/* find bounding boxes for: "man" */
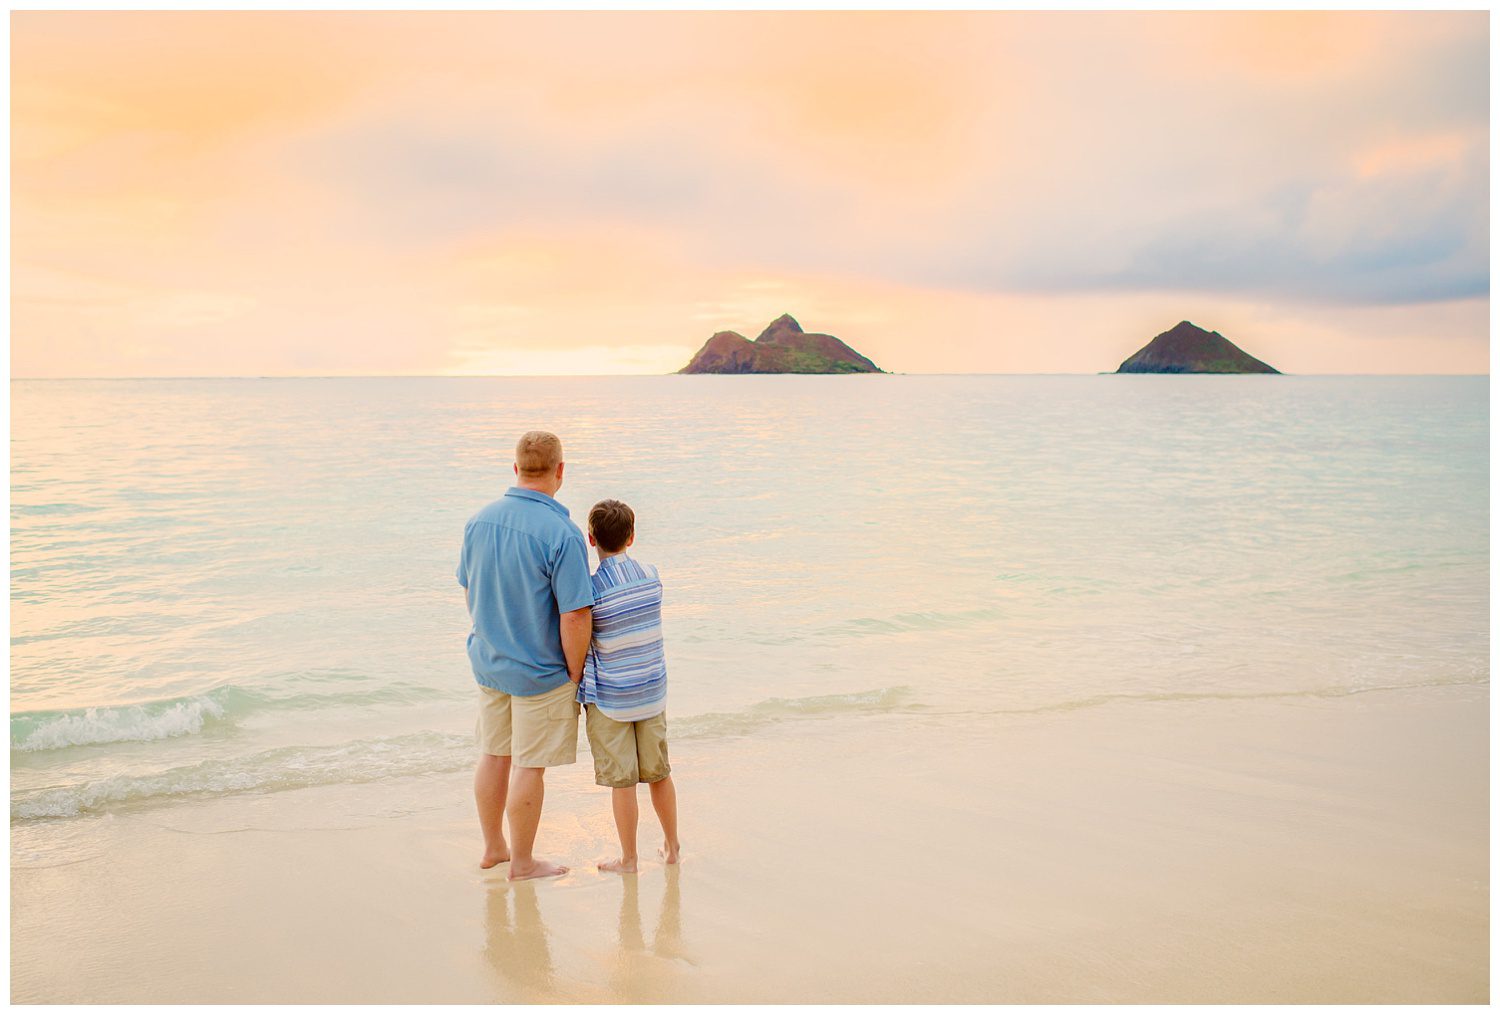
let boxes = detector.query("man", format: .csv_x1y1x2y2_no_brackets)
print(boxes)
457,430,593,881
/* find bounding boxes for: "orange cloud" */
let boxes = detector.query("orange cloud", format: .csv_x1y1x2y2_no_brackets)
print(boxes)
10,11,1488,378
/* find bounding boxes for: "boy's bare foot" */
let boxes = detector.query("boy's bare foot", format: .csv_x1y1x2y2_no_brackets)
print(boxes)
658,842,681,864
598,856,639,874
479,848,511,870
508,858,569,881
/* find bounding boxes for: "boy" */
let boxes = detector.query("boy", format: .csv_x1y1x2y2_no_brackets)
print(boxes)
579,498,680,873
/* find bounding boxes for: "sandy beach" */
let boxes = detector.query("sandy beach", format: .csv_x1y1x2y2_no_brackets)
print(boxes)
13,682,1486,1003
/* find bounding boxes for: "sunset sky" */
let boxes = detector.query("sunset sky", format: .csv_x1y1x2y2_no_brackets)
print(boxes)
11,10,1489,376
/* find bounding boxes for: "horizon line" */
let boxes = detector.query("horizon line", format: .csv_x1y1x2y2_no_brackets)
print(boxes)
9,372,1493,381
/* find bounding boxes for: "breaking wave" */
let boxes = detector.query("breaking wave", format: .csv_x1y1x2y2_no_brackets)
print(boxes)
13,686,921,820
11,681,447,753
12,731,474,820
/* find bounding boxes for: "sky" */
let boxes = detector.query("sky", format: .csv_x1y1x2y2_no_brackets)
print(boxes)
10,10,1490,376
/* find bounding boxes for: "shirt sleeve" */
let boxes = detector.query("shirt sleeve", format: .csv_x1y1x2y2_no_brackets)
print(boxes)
455,523,470,589
551,535,595,613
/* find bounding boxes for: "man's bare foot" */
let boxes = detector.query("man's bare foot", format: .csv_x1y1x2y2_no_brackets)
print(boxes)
598,856,639,874
508,858,569,881
658,842,681,864
480,848,511,870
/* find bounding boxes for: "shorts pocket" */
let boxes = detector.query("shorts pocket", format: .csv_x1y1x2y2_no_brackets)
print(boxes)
550,682,582,719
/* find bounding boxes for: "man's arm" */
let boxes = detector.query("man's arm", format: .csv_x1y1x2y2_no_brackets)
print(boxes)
560,606,592,683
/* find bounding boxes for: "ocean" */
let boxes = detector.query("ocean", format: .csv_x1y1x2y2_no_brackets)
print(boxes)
9,375,1490,1002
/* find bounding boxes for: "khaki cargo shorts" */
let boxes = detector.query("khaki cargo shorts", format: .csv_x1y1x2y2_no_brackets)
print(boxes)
476,679,581,768
585,705,670,788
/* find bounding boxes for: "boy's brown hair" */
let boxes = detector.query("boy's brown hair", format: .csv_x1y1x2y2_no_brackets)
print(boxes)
588,499,635,553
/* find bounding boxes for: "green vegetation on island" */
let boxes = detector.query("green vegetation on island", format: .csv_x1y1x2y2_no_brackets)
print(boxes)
679,314,883,374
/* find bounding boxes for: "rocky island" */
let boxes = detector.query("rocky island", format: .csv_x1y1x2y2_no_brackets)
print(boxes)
1116,321,1279,374
679,314,883,374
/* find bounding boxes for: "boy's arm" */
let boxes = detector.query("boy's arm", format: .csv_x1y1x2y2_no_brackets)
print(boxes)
560,606,592,683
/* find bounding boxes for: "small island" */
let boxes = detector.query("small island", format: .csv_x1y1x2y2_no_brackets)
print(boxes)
1116,321,1279,374
679,314,883,374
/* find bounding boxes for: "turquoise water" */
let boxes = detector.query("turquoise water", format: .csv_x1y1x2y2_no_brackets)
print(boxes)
10,376,1489,823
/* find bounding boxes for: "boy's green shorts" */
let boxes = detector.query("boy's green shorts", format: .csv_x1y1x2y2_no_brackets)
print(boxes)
584,705,670,788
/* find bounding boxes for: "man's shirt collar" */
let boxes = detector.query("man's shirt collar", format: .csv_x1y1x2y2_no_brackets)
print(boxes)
504,486,571,518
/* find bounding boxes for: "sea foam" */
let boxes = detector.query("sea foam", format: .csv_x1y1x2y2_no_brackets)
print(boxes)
11,692,237,752
672,686,917,739
11,731,474,820
11,681,448,754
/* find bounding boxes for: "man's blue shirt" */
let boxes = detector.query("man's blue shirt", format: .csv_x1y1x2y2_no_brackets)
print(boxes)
457,487,594,696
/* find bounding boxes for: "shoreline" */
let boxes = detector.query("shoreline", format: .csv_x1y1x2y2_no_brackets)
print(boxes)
12,681,1488,1003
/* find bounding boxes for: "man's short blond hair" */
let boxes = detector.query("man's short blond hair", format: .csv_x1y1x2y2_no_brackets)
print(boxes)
515,431,563,478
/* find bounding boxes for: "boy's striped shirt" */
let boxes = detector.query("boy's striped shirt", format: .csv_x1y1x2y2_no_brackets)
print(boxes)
579,554,666,721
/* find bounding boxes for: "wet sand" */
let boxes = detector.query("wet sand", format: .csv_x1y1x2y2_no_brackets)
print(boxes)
11,683,1487,1003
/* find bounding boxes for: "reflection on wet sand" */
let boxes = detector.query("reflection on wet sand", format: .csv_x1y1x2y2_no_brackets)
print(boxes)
482,882,557,1001
610,866,691,1001
483,867,690,1003
653,866,687,963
